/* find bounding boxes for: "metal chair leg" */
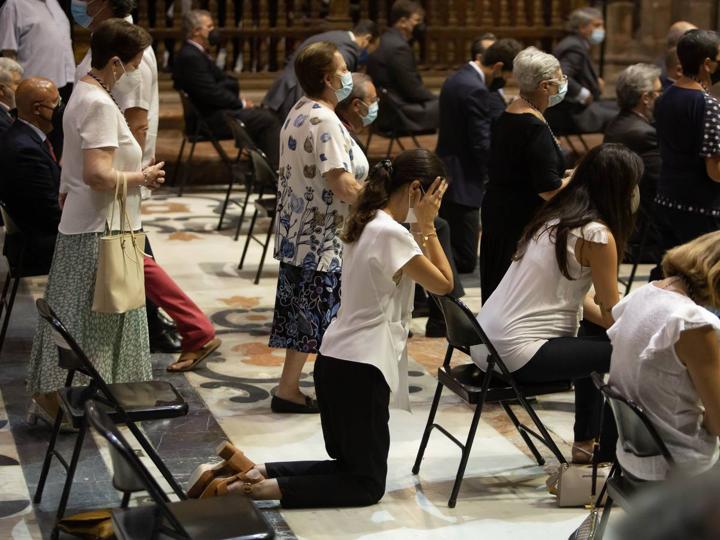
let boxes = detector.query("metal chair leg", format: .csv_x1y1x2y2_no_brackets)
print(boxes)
55,419,88,521
33,407,65,504
239,209,259,270
170,137,187,186
448,397,486,508
597,495,614,538
177,141,197,197
126,422,185,500
412,381,444,474
234,186,253,241
120,492,131,508
577,134,590,152
500,401,545,466
385,136,394,158
254,214,276,284
0,275,19,354
517,395,567,464
396,137,406,151
0,270,11,319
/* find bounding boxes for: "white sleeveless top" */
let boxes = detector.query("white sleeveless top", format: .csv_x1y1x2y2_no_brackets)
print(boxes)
472,220,609,372
608,283,720,481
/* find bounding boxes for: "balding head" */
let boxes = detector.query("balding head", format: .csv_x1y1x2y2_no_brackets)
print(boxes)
667,21,698,48
16,78,59,133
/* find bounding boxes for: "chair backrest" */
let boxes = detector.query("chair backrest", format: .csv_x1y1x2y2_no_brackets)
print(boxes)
0,201,22,236
0,200,26,267
35,298,123,407
223,112,257,152
249,148,278,191
177,90,209,138
84,400,187,535
591,372,675,464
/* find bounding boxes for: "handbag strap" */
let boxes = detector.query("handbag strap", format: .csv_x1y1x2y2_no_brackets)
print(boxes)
589,393,607,506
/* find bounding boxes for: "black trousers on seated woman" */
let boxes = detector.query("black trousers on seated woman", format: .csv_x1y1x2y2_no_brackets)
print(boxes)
512,321,617,461
265,355,390,508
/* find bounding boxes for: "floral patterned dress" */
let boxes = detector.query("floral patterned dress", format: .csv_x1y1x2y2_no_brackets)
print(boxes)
269,98,368,353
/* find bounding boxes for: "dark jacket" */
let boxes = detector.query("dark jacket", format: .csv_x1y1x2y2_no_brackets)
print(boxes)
367,28,435,105
0,105,13,135
553,34,601,102
263,30,361,121
436,63,497,208
172,41,243,134
0,120,62,272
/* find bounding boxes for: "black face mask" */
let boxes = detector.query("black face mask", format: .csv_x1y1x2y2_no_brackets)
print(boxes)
51,101,64,129
489,77,506,91
208,28,221,47
711,65,720,86
410,23,426,43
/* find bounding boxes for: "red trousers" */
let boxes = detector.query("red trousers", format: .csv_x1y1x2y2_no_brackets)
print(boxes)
144,257,215,352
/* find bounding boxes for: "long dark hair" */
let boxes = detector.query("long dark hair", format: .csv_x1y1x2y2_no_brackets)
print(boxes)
341,149,446,243
515,143,643,279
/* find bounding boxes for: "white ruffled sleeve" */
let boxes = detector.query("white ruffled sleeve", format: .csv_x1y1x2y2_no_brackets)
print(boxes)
640,304,720,362
570,221,609,244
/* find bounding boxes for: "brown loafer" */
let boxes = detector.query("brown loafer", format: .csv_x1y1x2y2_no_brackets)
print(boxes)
167,337,222,372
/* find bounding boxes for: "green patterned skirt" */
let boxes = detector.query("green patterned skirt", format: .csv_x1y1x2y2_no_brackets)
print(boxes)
28,232,152,394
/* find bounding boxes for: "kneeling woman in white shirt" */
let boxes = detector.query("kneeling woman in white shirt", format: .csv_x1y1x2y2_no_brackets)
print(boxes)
608,231,720,480
473,143,642,462
196,149,454,507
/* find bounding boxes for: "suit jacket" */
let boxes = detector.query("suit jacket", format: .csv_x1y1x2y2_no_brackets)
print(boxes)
436,64,499,208
263,30,361,121
367,28,435,105
0,120,61,272
0,105,13,135
172,42,244,134
553,34,601,102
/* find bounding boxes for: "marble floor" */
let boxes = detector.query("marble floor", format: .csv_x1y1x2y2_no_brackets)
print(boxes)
0,189,645,539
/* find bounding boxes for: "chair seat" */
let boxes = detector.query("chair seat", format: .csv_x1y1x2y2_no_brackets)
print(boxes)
111,494,274,540
60,381,188,425
438,363,571,404
373,126,437,138
253,197,277,217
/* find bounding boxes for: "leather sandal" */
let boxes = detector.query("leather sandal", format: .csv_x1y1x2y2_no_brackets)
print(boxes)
199,472,262,499
166,337,222,373
216,441,256,471
187,442,256,498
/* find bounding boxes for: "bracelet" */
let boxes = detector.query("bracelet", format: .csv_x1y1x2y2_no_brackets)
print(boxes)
413,230,437,249
142,168,150,185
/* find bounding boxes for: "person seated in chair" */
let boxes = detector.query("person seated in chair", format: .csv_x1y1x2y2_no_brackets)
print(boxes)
546,7,618,134
0,77,61,275
0,58,22,134
172,9,281,168
607,231,720,481
473,144,643,463
334,72,378,137
367,0,438,132
604,63,663,263
263,20,380,123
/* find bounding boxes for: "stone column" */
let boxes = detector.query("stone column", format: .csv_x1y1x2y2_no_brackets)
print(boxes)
326,0,352,27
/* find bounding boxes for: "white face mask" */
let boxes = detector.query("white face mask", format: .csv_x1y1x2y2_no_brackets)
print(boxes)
113,60,142,94
404,185,424,224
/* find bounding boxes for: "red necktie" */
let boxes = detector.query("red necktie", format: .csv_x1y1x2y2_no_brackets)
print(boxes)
45,139,57,162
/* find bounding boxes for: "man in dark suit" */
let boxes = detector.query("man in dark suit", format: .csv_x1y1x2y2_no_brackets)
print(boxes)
436,38,522,274
547,7,618,134
0,57,22,134
604,63,663,264
0,77,62,274
367,0,438,132
263,20,379,122
173,9,281,167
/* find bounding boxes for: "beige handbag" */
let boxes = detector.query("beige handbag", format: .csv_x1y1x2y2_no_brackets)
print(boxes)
92,172,146,314
554,462,610,507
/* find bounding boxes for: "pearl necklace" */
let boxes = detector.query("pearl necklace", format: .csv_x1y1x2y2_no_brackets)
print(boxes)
87,71,124,113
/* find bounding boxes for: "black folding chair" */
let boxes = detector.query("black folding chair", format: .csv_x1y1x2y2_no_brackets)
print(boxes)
619,213,651,295
365,87,437,158
412,295,570,507
238,149,278,285
0,201,49,354
591,372,674,538
84,400,275,540
33,299,189,531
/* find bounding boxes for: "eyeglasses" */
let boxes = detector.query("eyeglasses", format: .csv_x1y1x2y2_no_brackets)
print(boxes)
546,74,568,85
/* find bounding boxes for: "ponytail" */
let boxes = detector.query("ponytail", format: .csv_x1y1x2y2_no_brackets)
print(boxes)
341,160,393,243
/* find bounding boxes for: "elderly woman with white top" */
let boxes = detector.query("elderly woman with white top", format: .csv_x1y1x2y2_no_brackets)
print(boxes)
608,231,720,480
28,19,165,398
188,149,453,507
473,143,642,463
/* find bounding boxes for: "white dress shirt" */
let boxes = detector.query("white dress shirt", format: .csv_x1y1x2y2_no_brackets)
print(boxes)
0,0,75,88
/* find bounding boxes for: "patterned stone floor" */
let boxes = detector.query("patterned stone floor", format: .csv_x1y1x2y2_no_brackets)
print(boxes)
0,189,647,539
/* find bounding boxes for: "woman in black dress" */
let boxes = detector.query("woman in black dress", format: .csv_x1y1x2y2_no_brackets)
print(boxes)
652,29,720,281
480,47,571,303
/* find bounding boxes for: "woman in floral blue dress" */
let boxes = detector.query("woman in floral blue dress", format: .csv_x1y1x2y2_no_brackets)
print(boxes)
268,41,369,413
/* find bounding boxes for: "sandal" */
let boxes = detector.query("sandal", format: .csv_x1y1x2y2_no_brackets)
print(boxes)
199,472,262,499
166,338,222,373
216,441,256,470
187,442,256,498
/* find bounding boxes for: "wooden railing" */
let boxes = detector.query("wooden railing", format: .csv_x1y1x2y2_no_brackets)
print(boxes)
127,0,589,73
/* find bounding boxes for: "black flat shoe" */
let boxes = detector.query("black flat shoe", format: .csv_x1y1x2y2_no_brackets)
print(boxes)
271,395,319,414
150,328,183,353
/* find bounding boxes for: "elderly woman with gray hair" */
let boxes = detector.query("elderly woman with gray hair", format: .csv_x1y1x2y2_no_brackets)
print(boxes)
0,57,23,133
479,46,571,303
605,63,663,262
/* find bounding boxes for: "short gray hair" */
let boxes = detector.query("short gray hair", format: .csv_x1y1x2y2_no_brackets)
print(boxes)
183,9,211,39
568,7,603,32
616,63,661,111
0,57,23,86
513,47,560,93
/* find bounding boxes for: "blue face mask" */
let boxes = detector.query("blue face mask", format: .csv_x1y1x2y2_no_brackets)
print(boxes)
71,0,93,28
548,79,568,107
361,101,378,126
335,71,353,102
589,27,606,45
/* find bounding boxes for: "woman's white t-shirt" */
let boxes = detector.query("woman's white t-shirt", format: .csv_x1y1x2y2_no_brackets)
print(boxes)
608,283,720,481
59,80,143,234
320,210,422,396
472,220,609,372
